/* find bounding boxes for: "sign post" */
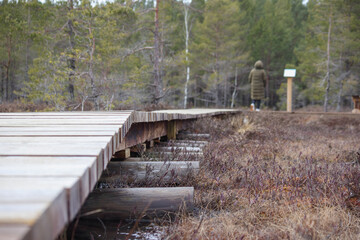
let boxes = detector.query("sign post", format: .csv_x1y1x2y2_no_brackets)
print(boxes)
283,69,296,112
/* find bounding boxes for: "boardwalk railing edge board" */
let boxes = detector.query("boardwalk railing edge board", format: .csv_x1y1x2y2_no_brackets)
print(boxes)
0,108,241,240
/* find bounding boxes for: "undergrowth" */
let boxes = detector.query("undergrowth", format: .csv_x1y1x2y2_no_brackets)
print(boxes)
164,112,360,239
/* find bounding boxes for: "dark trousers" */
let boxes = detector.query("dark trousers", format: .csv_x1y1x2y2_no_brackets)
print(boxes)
252,99,261,109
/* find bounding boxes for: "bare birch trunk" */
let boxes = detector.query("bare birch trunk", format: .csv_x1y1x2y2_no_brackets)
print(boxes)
183,4,190,109
153,0,163,104
324,13,332,112
224,74,227,107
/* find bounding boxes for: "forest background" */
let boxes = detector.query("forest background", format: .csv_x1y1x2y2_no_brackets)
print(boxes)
0,0,359,112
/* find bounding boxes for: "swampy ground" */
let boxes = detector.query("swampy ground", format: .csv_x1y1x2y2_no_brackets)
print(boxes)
161,112,360,239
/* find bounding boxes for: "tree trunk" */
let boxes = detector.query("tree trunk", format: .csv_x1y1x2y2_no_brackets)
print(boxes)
4,36,12,101
0,65,4,101
215,56,220,107
324,13,332,113
231,66,238,108
225,73,229,107
153,0,163,104
25,7,31,84
183,4,190,109
67,0,75,100
88,21,99,110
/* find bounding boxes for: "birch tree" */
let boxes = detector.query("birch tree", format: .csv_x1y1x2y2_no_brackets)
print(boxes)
183,2,190,108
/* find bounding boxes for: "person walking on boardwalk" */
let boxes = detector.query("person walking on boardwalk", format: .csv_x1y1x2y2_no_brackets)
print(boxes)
248,60,267,111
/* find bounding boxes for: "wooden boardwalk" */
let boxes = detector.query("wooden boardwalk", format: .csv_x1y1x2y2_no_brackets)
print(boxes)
0,109,239,240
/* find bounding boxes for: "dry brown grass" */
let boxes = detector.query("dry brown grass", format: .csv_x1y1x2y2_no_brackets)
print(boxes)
162,112,360,240
0,101,48,112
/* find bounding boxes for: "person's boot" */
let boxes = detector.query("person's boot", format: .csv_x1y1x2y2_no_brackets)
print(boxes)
255,108,260,112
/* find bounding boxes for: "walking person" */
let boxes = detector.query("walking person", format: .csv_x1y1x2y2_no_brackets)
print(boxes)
248,60,267,111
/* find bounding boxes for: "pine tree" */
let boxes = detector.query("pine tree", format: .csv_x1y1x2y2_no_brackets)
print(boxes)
191,0,246,107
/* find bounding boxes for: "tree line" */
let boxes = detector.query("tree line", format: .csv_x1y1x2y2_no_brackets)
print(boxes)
0,0,359,111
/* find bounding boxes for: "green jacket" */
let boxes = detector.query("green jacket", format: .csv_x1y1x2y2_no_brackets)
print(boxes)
248,60,266,100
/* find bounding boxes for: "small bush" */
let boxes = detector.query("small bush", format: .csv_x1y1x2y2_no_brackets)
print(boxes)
164,112,360,239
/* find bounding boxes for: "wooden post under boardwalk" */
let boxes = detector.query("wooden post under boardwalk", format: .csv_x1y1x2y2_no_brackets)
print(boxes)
79,187,194,220
284,69,296,112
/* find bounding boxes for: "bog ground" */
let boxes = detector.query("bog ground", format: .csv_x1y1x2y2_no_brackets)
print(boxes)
159,112,360,239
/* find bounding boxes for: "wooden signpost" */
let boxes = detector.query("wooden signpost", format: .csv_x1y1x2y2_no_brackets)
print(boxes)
283,69,296,112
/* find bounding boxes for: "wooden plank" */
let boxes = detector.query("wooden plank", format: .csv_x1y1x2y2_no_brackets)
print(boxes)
0,119,129,126
155,146,202,152
0,224,30,240
0,190,68,240
0,126,118,136
0,136,112,145
0,132,115,137
0,177,81,221
79,187,194,220
0,111,133,116
113,148,130,159
0,116,130,120
152,108,239,115
0,156,96,196
124,122,168,148
0,143,104,156
156,141,206,147
173,140,208,145
0,125,121,131
100,161,199,183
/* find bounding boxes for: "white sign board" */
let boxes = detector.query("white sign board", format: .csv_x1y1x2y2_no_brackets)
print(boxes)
283,69,296,78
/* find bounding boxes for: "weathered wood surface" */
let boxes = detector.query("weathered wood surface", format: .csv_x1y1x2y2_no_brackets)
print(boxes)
100,161,199,183
177,133,210,140
79,187,194,220
0,224,30,240
154,146,203,152
0,111,135,240
156,141,207,147
0,109,240,240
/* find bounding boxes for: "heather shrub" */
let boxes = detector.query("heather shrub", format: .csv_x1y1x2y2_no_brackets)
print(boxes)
165,112,360,239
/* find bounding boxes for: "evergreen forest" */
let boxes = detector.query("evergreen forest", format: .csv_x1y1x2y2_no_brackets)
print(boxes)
0,0,359,111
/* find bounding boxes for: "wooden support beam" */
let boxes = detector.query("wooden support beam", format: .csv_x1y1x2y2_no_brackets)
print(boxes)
100,161,199,184
146,151,203,162
79,187,194,220
124,122,168,148
146,140,154,148
167,121,177,140
156,141,207,148
113,148,130,160
176,133,210,140
155,146,202,153
130,144,146,154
